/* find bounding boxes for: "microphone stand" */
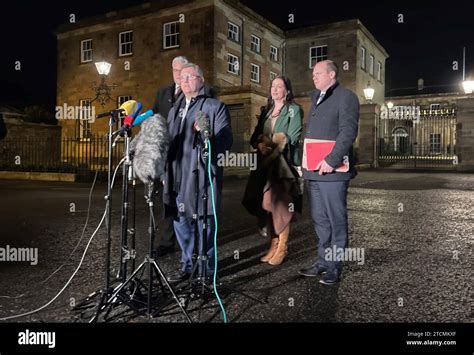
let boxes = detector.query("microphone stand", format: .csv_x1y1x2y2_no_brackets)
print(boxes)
176,131,266,319
181,132,213,300
74,116,142,321
119,129,133,282
82,109,123,322
97,182,192,322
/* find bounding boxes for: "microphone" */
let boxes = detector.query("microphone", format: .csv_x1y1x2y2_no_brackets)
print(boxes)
132,109,154,127
120,100,141,118
113,110,154,147
96,109,124,119
96,100,140,120
130,114,170,184
195,111,211,149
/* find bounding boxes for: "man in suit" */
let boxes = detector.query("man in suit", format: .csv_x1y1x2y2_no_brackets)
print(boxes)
298,60,359,285
163,63,232,282
152,56,189,256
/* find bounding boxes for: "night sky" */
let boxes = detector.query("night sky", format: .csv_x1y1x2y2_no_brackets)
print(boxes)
1,0,473,111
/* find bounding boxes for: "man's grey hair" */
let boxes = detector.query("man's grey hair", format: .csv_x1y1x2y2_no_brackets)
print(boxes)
325,60,339,78
172,56,189,65
181,63,204,80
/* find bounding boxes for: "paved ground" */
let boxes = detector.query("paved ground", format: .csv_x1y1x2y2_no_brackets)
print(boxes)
0,170,472,323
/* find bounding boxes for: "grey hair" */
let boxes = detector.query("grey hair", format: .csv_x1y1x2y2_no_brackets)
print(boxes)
180,63,204,80
325,60,339,78
172,56,189,65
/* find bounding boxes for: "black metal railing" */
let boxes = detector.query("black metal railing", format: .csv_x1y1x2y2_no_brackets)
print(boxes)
377,112,457,169
0,134,125,181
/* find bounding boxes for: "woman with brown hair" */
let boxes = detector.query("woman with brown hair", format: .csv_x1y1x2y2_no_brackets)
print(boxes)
242,75,303,265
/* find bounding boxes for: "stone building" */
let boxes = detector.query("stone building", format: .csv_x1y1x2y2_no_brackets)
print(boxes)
56,0,388,159
287,19,388,116
378,90,474,170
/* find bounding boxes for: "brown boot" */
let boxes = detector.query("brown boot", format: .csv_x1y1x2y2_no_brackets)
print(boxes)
268,225,290,265
260,237,279,262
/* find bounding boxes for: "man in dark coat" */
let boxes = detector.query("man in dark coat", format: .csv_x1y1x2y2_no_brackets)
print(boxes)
163,63,233,282
298,60,359,285
152,56,189,256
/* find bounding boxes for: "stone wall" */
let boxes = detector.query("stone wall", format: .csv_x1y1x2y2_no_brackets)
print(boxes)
0,119,62,168
456,98,474,171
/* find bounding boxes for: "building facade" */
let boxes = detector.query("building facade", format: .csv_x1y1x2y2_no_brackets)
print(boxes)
56,0,388,159
286,19,388,115
374,91,473,169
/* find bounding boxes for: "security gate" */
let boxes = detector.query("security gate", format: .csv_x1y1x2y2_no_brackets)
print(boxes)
376,106,457,169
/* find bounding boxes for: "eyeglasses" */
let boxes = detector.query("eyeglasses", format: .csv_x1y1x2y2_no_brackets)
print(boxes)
180,74,201,81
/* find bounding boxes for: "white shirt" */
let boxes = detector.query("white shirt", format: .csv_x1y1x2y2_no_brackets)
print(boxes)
181,99,191,123
317,91,326,105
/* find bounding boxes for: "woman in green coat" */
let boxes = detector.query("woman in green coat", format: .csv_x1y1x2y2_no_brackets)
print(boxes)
243,75,303,265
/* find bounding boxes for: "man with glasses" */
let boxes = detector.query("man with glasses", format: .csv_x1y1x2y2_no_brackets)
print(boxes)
162,63,233,283
153,57,216,257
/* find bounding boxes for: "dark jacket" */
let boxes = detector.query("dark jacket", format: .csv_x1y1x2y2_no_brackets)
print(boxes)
163,86,233,217
153,83,181,118
303,82,359,181
153,83,215,117
243,103,304,219
250,103,303,166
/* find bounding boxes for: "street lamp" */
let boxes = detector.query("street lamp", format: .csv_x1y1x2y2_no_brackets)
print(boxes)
95,61,111,75
92,61,115,106
462,47,474,94
462,80,474,94
363,81,375,102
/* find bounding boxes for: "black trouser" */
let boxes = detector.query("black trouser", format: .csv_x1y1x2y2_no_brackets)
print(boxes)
159,214,176,248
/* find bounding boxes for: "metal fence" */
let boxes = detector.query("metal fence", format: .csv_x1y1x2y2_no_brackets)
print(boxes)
0,134,125,181
377,108,457,169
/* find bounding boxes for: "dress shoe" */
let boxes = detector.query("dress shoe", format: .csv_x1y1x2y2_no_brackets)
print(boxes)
319,270,340,285
156,245,175,257
298,263,328,277
166,270,191,283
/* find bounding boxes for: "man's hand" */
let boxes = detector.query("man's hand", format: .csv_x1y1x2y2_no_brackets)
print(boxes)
316,159,334,175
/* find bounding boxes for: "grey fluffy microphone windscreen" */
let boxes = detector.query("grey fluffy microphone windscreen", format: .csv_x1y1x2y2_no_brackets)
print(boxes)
130,113,170,184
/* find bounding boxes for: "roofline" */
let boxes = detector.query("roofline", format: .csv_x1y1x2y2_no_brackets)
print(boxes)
386,91,468,100
56,0,284,38
285,18,389,58
220,0,284,37
357,19,389,58
56,0,197,36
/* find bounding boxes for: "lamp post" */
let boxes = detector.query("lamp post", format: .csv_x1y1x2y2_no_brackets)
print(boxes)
363,81,375,103
92,61,115,106
462,47,474,94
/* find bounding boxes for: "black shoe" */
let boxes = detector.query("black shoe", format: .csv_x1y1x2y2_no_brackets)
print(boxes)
166,270,191,283
298,263,328,277
319,271,340,285
156,245,175,257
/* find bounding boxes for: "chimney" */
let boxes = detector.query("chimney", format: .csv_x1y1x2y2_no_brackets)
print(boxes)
418,78,424,91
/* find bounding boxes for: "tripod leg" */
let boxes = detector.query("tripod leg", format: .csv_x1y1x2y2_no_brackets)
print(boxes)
152,261,192,323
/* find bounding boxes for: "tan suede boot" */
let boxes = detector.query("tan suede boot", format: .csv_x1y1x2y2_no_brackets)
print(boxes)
260,237,279,262
268,225,290,265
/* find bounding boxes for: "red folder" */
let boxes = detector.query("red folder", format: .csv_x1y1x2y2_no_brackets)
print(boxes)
302,138,349,172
